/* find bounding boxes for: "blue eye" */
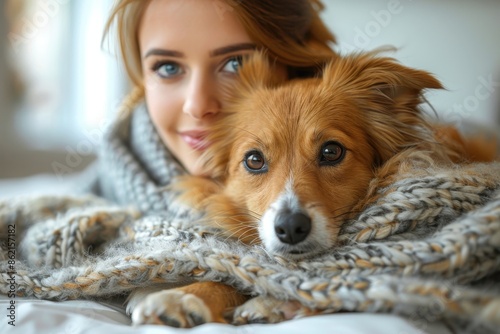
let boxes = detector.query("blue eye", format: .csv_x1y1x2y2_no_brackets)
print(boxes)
222,56,242,73
153,62,182,78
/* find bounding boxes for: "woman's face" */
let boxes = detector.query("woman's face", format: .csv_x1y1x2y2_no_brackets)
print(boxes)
139,0,255,175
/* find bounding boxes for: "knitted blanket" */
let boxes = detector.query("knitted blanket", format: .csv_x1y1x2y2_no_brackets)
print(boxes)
1,161,500,332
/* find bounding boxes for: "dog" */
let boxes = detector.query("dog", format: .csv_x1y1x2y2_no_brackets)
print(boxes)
128,51,498,327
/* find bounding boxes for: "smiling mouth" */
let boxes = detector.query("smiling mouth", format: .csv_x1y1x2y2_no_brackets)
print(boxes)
179,131,210,151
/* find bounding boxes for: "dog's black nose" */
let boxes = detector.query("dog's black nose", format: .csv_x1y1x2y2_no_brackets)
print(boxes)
274,212,311,245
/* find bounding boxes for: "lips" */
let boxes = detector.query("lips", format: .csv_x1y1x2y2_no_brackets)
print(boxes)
179,130,210,151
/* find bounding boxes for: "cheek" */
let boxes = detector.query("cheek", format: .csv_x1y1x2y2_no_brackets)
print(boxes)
224,169,278,218
320,162,374,214
145,86,181,134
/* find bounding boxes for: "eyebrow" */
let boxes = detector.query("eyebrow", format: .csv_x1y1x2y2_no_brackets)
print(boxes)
143,43,257,59
209,43,257,57
143,49,183,59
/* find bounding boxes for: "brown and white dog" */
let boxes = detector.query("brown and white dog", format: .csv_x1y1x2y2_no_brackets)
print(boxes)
128,52,498,327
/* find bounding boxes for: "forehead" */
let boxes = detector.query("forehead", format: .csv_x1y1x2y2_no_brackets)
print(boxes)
239,83,362,141
138,0,252,57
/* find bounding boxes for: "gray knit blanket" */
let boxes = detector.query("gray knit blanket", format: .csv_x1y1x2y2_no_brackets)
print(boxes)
1,105,500,331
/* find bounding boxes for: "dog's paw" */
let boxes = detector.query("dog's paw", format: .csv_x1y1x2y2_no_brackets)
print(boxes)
232,296,313,325
131,290,212,328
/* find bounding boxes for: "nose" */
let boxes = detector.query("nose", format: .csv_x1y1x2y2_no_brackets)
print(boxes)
274,211,312,245
183,70,219,119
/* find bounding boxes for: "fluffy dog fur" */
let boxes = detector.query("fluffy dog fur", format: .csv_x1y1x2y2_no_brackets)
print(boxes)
128,51,498,327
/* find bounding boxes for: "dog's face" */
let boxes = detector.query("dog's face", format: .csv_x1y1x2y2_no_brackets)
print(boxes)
201,52,442,259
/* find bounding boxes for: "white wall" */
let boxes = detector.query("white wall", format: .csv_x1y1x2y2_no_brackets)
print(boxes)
0,3,14,150
321,0,500,128
0,1,121,178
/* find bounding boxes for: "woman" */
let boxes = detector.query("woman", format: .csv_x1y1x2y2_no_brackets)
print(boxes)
92,0,337,215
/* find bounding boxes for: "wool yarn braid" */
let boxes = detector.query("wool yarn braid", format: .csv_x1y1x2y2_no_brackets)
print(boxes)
1,161,500,330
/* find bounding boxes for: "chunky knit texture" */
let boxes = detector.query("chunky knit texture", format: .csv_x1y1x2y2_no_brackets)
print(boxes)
1,106,500,331
96,104,191,214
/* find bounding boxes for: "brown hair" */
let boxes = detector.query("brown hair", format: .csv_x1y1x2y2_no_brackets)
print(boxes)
103,0,150,89
103,0,337,107
229,0,336,70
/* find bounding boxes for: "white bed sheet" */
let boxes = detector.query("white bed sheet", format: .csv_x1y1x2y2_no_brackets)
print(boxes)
0,175,454,334
0,296,453,334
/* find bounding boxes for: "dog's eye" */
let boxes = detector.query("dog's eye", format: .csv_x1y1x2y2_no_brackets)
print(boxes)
319,141,345,166
243,150,268,173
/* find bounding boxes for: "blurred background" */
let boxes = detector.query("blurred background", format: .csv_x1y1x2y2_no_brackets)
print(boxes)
0,0,499,181
0,0,127,179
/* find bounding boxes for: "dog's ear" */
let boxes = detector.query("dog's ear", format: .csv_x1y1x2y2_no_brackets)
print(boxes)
323,52,443,107
323,52,444,165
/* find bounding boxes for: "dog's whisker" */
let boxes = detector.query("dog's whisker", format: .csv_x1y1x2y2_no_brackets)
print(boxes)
210,209,262,222
248,234,263,245
209,212,257,225
224,224,254,235
220,224,258,242
239,231,260,244
225,216,258,227
205,219,255,241
245,209,263,220
221,229,247,243
253,244,274,259
209,220,245,231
